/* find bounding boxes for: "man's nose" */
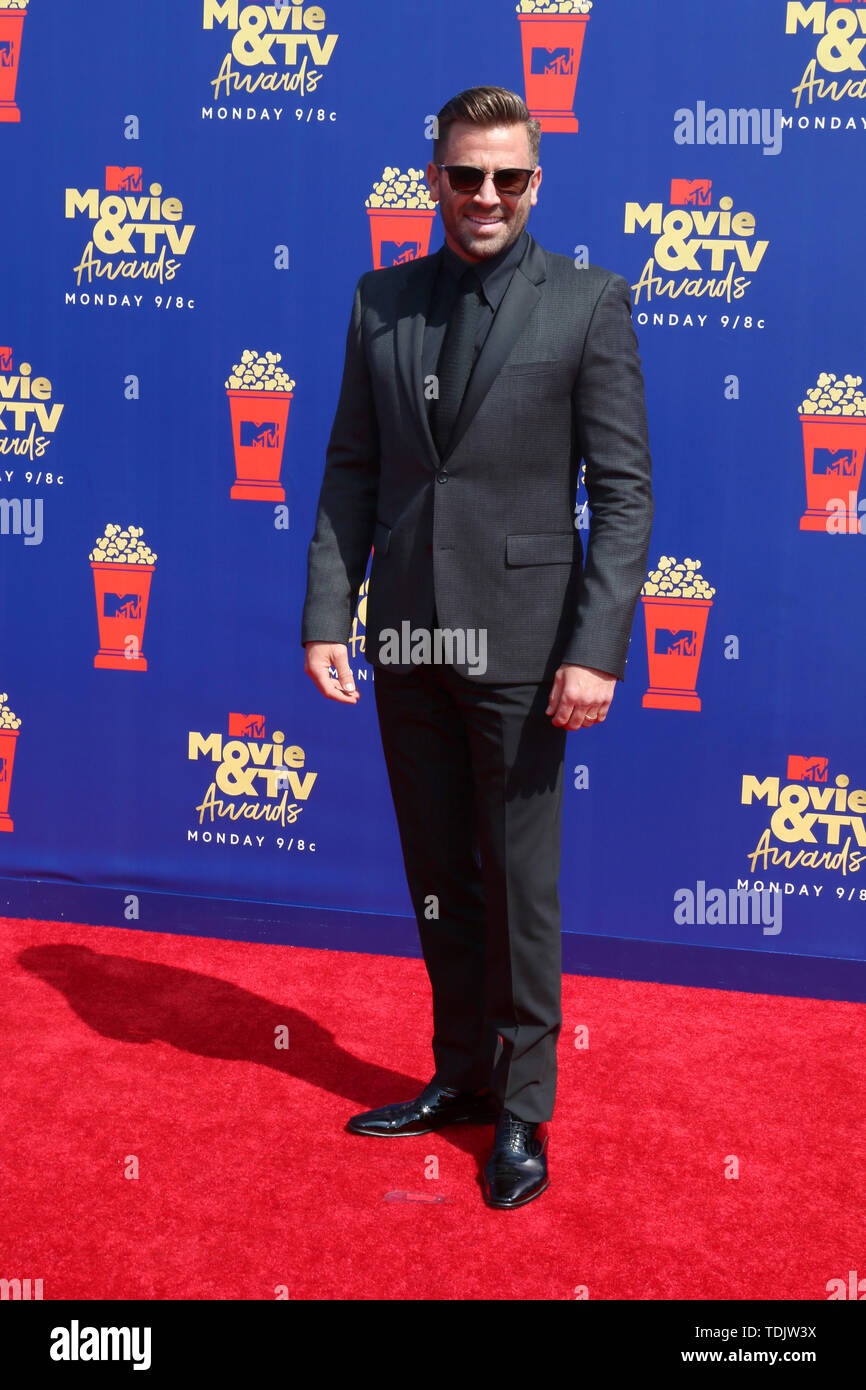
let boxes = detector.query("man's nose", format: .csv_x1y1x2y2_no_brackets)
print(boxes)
471,174,501,202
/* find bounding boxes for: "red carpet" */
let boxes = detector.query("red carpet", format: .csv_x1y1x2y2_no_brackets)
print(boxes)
0,915,863,1300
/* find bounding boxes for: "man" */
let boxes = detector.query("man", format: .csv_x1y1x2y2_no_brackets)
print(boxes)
302,86,653,1208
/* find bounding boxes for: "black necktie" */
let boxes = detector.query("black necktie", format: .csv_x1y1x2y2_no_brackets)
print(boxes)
431,267,481,457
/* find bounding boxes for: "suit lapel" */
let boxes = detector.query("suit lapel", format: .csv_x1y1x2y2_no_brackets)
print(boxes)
395,233,548,470
395,249,443,472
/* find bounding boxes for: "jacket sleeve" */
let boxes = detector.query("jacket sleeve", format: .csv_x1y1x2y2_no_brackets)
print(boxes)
560,272,654,681
300,274,381,646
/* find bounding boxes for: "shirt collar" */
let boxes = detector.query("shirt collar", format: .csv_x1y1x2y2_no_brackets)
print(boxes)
439,229,529,311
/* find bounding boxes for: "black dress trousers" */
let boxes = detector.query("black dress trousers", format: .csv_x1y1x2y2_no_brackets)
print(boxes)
372,660,568,1123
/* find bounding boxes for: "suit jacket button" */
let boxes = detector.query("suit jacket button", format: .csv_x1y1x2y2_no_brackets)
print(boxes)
437,471,449,483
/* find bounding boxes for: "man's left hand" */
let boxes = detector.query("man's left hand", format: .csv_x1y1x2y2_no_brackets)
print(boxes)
546,664,617,730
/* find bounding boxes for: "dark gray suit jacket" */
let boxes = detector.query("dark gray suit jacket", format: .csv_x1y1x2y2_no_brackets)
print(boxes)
301,232,654,683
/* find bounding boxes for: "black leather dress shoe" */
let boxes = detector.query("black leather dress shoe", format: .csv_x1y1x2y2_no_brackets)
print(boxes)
346,1079,500,1137
482,1109,549,1208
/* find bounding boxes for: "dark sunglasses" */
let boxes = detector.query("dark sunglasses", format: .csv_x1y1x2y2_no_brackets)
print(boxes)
436,165,536,196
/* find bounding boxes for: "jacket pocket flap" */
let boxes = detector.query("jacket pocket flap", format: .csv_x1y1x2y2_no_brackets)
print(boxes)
506,531,581,566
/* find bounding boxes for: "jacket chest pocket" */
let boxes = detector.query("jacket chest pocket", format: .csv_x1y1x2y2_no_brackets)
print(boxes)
497,360,561,378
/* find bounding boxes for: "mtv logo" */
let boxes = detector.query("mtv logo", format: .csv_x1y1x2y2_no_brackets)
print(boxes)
670,178,712,207
228,713,265,739
105,166,143,193
381,241,421,266
240,420,279,448
0,347,12,373
530,46,574,76
813,447,856,477
787,755,829,783
103,593,142,620
655,628,697,657
0,41,14,68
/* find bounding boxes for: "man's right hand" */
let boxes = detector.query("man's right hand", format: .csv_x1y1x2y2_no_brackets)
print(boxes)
304,642,360,704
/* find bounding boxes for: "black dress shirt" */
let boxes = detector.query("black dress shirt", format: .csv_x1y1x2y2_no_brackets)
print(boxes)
423,228,530,423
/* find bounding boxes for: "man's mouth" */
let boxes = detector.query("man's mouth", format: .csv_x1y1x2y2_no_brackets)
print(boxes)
465,215,503,228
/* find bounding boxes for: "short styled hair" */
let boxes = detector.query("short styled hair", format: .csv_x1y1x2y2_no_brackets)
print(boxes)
432,86,541,168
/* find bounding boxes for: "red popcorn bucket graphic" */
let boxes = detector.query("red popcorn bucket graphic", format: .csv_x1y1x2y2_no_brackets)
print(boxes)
227,388,292,501
0,728,19,831
798,414,866,533
367,208,437,271
0,8,25,124
518,14,589,134
641,597,712,712
91,562,154,671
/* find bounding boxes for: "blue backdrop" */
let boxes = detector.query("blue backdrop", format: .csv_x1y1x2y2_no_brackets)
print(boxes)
1,0,864,999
